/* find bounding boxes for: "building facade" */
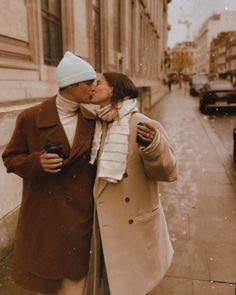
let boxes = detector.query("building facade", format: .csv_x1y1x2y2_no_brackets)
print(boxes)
170,41,196,76
195,11,236,74
226,33,236,85
0,0,170,259
0,0,169,106
210,31,236,83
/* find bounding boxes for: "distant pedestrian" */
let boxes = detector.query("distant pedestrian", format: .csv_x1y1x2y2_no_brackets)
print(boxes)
168,79,172,91
178,76,182,89
2,51,97,295
89,72,177,295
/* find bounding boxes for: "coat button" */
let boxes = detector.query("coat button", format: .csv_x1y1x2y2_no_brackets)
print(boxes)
65,196,73,202
125,197,130,203
72,174,77,179
123,172,128,178
128,219,133,224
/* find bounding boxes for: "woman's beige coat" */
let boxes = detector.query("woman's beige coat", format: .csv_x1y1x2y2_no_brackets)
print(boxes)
93,112,177,295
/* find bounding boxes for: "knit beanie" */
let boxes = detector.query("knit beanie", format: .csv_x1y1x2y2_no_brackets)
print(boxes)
56,51,96,88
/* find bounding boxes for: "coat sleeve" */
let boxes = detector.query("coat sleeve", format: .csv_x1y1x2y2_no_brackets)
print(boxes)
139,120,177,182
2,112,47,178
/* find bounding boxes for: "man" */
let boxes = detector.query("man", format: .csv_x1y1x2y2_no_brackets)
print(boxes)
2,51,97,295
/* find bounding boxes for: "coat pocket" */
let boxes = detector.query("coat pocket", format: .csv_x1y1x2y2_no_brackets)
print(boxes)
134,207,159,223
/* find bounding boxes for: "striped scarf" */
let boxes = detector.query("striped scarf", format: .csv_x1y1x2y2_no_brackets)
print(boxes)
90,99,138,183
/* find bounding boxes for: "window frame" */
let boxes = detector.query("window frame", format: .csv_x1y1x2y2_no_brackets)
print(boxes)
41,0,63,66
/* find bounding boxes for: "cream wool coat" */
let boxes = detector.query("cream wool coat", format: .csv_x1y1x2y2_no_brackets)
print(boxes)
92,112,177,295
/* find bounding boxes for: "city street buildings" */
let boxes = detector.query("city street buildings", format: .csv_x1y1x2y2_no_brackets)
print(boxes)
169,41,196,76
0,0,170,260
210,31,236,83
195,11,236,74
227,33,236,85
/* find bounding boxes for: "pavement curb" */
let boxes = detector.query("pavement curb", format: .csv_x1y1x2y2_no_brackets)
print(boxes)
0,208,19,263
155,89,236,193
150,88,169,109
190,96,236,193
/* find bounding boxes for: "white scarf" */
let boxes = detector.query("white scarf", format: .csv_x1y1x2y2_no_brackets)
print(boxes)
90,99,138,183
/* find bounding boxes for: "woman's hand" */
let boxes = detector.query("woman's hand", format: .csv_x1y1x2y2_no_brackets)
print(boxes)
136,122,156,146
40,152,63,173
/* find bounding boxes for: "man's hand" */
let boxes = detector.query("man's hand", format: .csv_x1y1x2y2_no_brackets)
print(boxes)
40,152,63,173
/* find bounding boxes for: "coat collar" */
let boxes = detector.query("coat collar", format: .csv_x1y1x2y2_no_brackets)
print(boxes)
37,96,59,128
94,178,108,200
36,96,96,128
80,104,96,120
36,96,96,162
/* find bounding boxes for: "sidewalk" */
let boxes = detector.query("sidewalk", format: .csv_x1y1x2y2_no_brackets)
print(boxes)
0,87,236,295
151,86,236,294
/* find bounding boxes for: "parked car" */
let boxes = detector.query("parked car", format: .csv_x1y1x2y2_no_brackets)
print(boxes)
234,128,236,165
189,74,209,96
199,80,236,114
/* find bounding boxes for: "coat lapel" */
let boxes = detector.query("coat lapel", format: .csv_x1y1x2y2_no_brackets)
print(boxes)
93,123,109,200
68,109,96,162
37,96,71,158
94,178,108,200
37,98,96,162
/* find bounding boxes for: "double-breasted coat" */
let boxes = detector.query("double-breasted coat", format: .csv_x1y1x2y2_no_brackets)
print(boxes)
92,112,177,295
2,96,96,293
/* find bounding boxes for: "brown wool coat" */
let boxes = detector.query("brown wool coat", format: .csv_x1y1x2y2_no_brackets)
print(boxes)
92,112,177,295
2,97,96,294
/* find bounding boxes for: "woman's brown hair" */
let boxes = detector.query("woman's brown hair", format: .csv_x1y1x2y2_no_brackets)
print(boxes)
103,72,138,106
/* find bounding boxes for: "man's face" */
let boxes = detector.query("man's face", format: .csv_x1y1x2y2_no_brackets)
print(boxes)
70,80,96,103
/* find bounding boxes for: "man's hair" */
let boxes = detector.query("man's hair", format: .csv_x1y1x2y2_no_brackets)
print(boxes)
103,72,138,106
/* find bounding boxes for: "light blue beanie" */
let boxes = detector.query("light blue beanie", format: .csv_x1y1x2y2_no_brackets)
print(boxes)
56,51,96,88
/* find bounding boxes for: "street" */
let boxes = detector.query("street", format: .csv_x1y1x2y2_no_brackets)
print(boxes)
189,90,236,191
191,93,236,159
151,86,236,294
209,115,236,157
1,86,236,295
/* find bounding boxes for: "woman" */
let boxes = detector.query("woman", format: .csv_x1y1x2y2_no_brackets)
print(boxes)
89,72,177,295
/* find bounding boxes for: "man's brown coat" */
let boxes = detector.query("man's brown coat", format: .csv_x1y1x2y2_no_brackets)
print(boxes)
2,97,96,293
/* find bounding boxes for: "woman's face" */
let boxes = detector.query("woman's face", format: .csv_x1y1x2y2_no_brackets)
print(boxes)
91,75,113,107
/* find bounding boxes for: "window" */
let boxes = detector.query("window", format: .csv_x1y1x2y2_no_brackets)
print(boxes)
92,0,101,72
114,0,121,53
131,0,135,74
41,0,63,66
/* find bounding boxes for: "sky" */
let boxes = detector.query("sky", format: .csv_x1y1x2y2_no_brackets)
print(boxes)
168,0,236,48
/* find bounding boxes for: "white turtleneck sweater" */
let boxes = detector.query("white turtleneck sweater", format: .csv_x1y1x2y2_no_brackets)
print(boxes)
56,94,80,147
